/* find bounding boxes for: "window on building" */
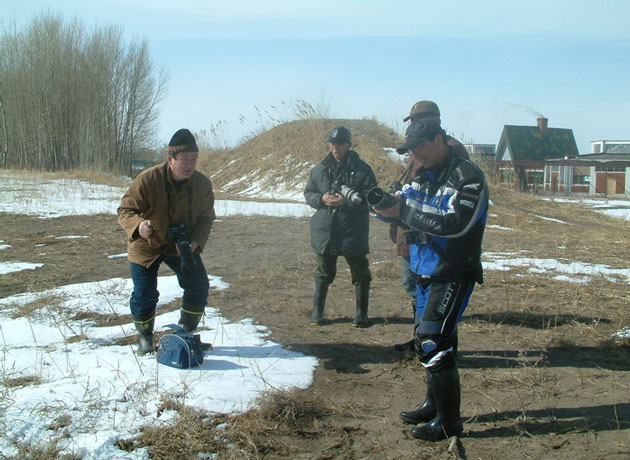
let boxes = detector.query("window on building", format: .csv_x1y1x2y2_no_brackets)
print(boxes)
572,174,589,185
606,144,630,154
595,166,626,172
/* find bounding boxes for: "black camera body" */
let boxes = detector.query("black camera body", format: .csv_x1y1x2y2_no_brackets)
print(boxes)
166,224,197,275
330,179,363,205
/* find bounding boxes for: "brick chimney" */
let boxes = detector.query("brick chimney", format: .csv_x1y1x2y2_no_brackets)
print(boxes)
537,117,548,134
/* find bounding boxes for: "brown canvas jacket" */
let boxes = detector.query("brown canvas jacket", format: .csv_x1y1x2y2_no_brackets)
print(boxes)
118,162,216,268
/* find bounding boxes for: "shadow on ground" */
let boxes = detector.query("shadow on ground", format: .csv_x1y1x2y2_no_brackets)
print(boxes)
466,403,630,438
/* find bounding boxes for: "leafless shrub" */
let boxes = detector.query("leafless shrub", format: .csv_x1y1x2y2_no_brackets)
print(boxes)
0,13,167,174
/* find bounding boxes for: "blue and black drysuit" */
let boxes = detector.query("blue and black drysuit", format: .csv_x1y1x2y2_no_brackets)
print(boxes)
399,147,488,370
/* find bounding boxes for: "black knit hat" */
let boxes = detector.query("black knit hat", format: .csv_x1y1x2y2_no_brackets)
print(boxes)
168,128,199,156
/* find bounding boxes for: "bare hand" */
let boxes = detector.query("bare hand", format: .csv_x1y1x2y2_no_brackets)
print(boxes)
322,192,344,207
138,220,154,239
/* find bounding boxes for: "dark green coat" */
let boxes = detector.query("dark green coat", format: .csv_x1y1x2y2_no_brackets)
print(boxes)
304,150,377,256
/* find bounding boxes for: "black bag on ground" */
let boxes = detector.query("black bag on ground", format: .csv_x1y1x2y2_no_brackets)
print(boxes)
156,324,206,369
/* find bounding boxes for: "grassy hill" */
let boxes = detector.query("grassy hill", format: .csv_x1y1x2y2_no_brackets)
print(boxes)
197,118,404,201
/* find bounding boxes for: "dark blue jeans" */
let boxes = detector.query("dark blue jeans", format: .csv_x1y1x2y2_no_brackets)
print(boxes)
129,253,209,318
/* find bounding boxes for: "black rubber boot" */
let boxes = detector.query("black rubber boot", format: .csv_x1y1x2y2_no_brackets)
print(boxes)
310,282,329,326
178,307,203,332
351,282,370,327
400,370,436,424
179,307,212,351
410,359,463,441
133,313,155,355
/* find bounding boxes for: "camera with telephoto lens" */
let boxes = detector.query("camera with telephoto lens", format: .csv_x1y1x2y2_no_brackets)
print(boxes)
404,231,428,245
366,186,400,210
331,179,363,205
166,224,197,275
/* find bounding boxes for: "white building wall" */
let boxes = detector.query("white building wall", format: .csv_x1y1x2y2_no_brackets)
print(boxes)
590,166,597,194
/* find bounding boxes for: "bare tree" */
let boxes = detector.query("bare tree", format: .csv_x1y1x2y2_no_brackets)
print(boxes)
0,13,168,174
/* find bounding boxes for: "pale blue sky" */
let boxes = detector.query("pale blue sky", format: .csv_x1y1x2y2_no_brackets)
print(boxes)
4,0,630,152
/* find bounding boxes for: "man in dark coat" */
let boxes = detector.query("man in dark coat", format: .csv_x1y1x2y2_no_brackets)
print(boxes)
304,126,378,327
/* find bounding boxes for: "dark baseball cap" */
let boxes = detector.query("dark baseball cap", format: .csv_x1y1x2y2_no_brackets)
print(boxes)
327,126,351,144
402,100,440,122
396,118,444,154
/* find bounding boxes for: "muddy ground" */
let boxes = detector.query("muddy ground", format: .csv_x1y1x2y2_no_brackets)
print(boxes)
1,189,629,459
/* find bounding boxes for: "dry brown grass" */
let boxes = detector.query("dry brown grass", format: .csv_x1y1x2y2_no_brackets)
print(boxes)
67,169,130,187
116,401,227,460
487,183,630,266
8,293,63,319
198,113,404,200
7,438,80,460
468,187,630,373
117,387,341,460
0,167,130,187
2,374,44,388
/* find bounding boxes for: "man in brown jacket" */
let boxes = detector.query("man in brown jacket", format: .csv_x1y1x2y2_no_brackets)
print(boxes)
393,101,469,351
118,128,216,355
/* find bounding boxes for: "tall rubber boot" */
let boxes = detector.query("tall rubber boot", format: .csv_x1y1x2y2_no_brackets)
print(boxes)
179,306,212,351
133,313,155,355
310,282,329,326
410,359,463,441
351,282,370,328
400,369,436,424
178,306,203,332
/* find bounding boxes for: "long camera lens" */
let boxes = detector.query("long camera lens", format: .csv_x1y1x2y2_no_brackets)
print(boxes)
340,185,363,205
178,240,197,275
366,187,399,209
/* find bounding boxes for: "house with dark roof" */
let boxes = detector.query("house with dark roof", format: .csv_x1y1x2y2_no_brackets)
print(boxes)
495,118,579,192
